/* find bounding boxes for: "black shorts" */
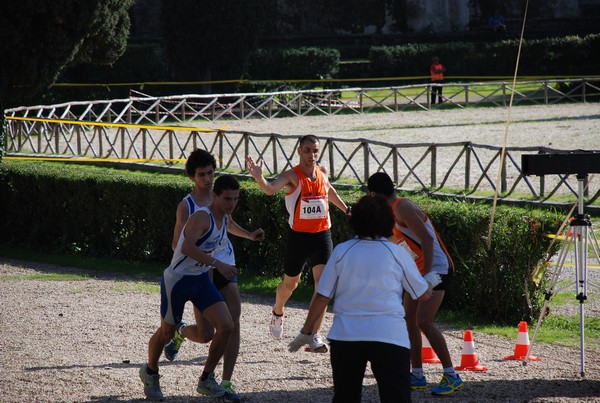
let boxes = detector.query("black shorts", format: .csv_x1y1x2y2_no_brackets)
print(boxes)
434,269,453,291
211,269,237,291
284,229,333,277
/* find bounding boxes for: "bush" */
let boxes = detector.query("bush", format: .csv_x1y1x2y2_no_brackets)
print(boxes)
246,47,340,87
0,160,563,323
0,161,186,262
417,196,562,323
368,34,600,79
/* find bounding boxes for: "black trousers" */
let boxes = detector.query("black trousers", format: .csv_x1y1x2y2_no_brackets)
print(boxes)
329,339,412,403
431,81,443,104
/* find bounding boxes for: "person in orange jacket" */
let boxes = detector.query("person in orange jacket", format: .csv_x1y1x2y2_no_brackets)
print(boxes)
429,56,446,105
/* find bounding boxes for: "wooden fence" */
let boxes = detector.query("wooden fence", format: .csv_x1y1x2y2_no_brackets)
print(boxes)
4,78,600,206
5,117,598,205
5,78,599,124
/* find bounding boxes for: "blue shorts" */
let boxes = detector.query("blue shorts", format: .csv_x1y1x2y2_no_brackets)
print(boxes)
160,269,224,325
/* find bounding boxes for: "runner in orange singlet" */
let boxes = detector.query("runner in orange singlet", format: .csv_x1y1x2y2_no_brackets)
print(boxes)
246,135,350,352
367,172,464,396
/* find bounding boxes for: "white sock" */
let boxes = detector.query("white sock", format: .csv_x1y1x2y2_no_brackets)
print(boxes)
412,368,424,378
443,367,457,377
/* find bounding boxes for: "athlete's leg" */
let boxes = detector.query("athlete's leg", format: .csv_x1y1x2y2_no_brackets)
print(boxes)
201,301,234,374
417,290,453,368
179,306,215,343
403,293,422,369
219,282,241,381
148,319,176,371
273,273,301,315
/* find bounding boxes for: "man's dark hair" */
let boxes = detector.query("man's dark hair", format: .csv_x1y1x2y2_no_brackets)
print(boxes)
367,172,395,197
299,134,319,147
213,174,239,195
185,149,217,177
349,195,394,239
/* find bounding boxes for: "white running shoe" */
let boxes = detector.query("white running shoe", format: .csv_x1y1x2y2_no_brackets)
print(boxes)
269,311,284,339
310,333,328,353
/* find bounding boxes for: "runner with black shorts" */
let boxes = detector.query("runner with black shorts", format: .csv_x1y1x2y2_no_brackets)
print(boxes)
246,134,350,352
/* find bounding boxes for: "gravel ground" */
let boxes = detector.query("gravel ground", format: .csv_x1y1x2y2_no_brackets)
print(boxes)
217,103,600,150
0,258,599,403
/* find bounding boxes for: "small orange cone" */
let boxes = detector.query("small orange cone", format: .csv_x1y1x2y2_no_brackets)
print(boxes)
455,330,488,371
504,321,542,361
421,333,441,364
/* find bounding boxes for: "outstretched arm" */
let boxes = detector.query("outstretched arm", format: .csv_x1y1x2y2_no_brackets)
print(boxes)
300,293,330,335
246,155,294,195
321,166,349,214
227,215,265,241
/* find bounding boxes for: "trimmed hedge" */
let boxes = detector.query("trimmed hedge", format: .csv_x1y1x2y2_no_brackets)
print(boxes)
0,160,563,323
245,47,340,84
417,196,561,322
368,34,600,81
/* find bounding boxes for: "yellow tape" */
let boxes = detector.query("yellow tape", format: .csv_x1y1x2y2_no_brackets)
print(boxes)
4,155,186,164
5,116,218,133
548,261,600,269
46,75,600,88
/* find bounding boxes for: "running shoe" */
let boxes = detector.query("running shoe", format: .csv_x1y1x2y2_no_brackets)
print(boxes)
411,373,427,390
431,373,464,395
269,311,284,339
139,364,164,401
309,333,328,353
164,320,187,361
197,372,227,397
222,380,242,403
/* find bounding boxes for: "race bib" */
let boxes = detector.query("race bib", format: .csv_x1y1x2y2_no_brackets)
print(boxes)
299,196,328,219
398,239,419,261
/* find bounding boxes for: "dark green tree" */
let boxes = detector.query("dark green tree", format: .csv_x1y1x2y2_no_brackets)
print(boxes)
0,0,134,157
162,0,273,93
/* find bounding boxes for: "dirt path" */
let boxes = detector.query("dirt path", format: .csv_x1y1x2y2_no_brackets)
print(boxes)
215,103,600,150
1,258,599,402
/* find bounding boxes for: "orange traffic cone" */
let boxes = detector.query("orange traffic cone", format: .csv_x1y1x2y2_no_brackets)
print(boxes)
504,321,542,361
455,330,488,371
421,332,441,364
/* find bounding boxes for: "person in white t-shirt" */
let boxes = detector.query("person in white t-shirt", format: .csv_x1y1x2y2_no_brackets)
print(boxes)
289,194,435,403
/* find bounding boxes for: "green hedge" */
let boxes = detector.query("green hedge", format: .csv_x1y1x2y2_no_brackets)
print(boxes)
245,47,340,85
0,161,187,261
0,160,563,323
368,33,600,81
417,196,561,322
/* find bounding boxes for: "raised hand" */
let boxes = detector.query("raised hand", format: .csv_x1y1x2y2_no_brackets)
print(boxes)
246,155,264,179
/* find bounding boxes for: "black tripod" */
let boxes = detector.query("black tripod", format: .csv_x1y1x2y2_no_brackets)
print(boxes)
526,173,600,377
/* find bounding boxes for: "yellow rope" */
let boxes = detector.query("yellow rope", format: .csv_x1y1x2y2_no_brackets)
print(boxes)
486,0,530,249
